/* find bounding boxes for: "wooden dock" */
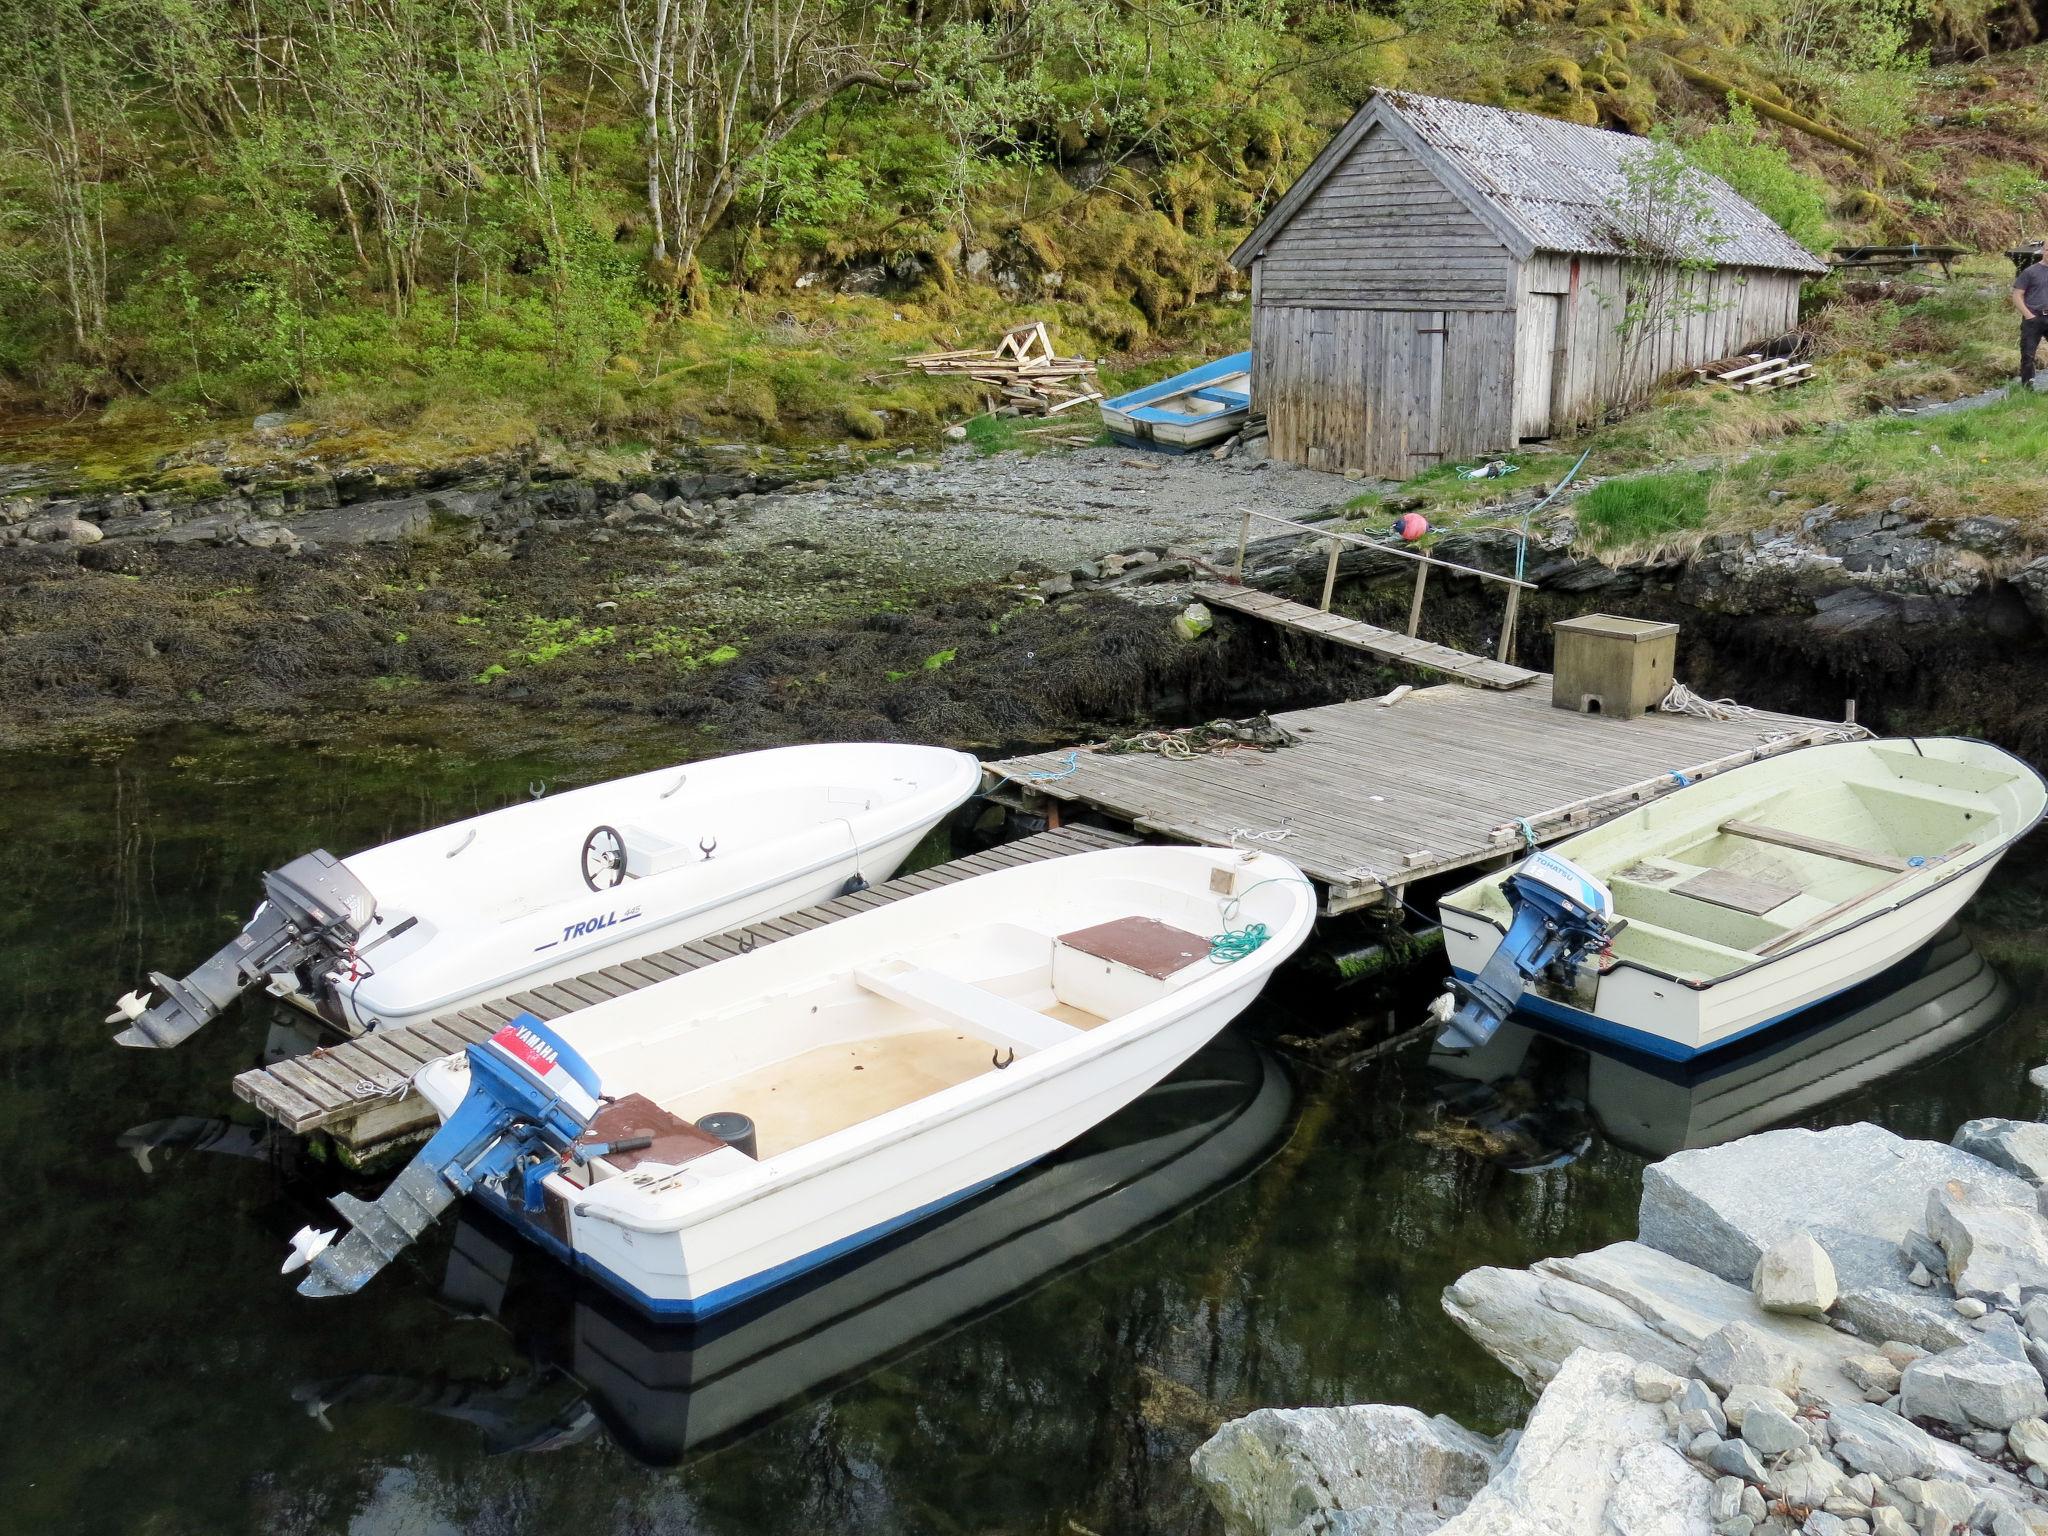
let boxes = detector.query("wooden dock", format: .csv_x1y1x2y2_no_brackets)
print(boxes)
233,824,1136,1155
986,681,1844,914
1195,583,1540,689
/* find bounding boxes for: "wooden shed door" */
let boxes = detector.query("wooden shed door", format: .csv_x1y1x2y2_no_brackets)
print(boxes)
1517,294,1566,439
1406,311,1446,467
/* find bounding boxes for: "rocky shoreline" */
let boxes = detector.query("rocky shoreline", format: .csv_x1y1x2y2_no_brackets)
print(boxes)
1192,1115,2048,1536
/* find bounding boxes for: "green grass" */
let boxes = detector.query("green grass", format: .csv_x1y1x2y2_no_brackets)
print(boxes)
1574,470,1718,547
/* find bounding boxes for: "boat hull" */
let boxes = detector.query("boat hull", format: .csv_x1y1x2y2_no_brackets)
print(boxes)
1101,351,1251,452
1445,850,2001,1061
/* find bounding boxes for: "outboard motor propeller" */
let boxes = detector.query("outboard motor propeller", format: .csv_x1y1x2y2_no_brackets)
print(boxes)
112,850,378,1048
292,1013,602,1299
1437,850,1619,1052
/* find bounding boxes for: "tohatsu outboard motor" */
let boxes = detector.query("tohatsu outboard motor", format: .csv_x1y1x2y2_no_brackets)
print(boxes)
109,850,377,1048
287,1012,603,1298
1434,850,1619,1052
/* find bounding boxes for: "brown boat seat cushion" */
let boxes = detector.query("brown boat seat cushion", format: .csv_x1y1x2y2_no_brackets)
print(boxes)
575,1092,728,1174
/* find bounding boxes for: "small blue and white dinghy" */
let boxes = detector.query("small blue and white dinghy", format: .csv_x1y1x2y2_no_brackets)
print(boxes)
282,845,1314,1318
1100,352,1252,451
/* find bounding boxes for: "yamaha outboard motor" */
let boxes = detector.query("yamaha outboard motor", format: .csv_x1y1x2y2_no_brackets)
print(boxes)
110,850,377,1048
288,1013,603,1298
1436,850,1618,1052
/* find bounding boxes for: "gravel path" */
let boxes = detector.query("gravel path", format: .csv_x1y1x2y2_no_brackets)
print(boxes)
727,443,1365,582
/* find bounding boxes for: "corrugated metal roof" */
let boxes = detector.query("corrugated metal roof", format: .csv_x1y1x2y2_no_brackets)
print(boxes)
1382,91,1829,274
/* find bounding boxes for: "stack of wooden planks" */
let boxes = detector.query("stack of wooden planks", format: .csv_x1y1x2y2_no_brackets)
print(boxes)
1831,243,1968,278
897,321,1103,414
1696,353,1813,394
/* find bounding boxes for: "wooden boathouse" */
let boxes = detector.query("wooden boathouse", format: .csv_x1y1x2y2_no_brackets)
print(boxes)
1231,90,1829,476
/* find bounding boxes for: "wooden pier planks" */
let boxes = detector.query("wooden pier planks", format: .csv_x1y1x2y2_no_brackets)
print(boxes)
986,680,1842,913
1193,583,1540,689
232,824,1137,1137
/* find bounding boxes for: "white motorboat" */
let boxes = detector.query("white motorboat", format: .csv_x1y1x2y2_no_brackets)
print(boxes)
1435,738,2044,1061
1425,924,2012,1167
113,743,981,1046
304,1030,1290,1462
288,844,1315,1318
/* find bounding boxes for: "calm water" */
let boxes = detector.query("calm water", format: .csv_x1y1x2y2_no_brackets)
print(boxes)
4,729,2045,1536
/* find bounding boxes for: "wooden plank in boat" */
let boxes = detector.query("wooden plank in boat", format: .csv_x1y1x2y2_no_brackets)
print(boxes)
526,984,585,1017
1719,819,1910,872
552,976,615,1008
1671,867,1802,916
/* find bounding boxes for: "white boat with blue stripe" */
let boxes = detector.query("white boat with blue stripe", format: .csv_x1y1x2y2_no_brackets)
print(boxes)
285,844,1315,1318
1434,738,2044,1062
1100,352,1252,450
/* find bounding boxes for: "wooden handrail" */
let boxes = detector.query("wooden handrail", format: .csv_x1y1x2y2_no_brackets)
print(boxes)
1229,508,1538,591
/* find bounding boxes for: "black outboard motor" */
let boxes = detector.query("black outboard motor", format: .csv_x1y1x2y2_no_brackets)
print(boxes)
111,850,377,1048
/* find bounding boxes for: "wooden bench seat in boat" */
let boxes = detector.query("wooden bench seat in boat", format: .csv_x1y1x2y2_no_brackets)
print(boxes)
853,961,1085,1054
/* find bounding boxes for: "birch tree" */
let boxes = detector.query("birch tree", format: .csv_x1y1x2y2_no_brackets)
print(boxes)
612,0,921,297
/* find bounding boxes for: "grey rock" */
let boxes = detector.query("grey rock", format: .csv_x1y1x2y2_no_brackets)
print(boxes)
252,411,290,431
1742,1405,1810,1457
1634,1362,1686,1403
943,425,968,441
1757,1233,1841,1316
1682,1379,1731,1437
1038,574,1074,597
22,515,102,544
1765,1447,1845,1507
1711,1437,1772,1481
1725,1385,1800,1429
1846,1353,1906,1399
1911,1264,1935,1288
1694,1430,1727,1458
1699,1321,1804,1397
1803,1516,1852,1536
2007,1416,2048,1470
1870,1510,1914,1536
1955,1297,1990,1320
1189,1402,1496,1536
1968,1428,2009,1456
1907,1478,1972,1535
1743,1486,1769,1520
1640,1126,2032,1348
1953,1120,2048,1184
1925,1179,2048,1307
1714,1475,1747,1520
1827,1401,1941,1482
1898,1342,2048,1430
1435,1351,1715,1536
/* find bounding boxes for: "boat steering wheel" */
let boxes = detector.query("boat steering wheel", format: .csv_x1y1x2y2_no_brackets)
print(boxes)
581,825,628,891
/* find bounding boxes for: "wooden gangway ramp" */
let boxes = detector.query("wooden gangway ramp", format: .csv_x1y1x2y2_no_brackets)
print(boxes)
986,682,1843,914
233,824,1135,1154
1195,583,1539,689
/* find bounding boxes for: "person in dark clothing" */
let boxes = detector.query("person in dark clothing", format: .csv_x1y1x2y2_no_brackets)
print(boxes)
2016,252,2048,386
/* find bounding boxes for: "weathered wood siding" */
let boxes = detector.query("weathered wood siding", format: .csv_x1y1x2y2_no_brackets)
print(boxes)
1254,304,1516,477
1512,254,1804,435
1258,125,1514,310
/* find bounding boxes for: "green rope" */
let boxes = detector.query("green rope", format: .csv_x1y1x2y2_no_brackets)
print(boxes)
1208,922,1271,963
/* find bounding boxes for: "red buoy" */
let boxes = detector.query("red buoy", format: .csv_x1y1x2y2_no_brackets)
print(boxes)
1394,512,1429,542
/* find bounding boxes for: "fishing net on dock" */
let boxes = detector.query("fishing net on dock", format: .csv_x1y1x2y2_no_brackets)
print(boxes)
1099,713,1300,758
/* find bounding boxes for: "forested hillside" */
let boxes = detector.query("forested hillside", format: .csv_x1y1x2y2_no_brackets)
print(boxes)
1,0,2044,453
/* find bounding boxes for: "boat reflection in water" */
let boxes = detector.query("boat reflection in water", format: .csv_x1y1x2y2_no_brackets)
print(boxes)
1424,926,2012,1168
297,1029,1292,1465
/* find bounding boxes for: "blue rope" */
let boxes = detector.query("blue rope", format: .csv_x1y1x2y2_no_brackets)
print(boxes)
1027,750,1082,781
1668,770,1693,787
1208,922,1271,963
1515,447,1593,585
1516,817,1538,850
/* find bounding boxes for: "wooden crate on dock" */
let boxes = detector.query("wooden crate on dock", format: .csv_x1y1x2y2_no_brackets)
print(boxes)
1551,615,1677,721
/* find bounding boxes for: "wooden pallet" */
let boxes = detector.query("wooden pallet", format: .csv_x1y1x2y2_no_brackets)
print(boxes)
986,683,1842,914
1194,583,1540,690
232,825,1137,1142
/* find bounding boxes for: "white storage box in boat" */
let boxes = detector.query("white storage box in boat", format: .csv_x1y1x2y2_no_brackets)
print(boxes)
390,844,1315,1319
329,743,981,1031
